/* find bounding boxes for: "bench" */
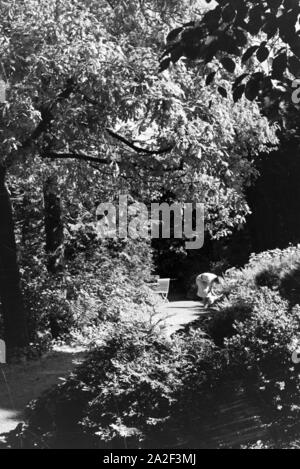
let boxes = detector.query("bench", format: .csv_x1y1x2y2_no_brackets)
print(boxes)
150,278,171,303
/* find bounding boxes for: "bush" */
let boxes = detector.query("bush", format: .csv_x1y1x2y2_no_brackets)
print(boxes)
8,323,221,449
197,248,300,444
207,302,252,347
251,247,300,306
204,246,300,347
225,288,300,438
8,246,300,448
18,234,156,345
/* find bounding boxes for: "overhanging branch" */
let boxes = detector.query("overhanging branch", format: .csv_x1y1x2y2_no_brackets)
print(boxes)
22,78,76,149
106,128,173,155
41,150,110,165
41,149,184,173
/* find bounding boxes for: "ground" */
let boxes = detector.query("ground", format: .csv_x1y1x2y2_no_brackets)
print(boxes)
0,345,86,440
153,300,212,337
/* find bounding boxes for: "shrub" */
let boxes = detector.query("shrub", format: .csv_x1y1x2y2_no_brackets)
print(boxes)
8,323,221,449
251,247,300,305
203,281,261,347
225,288,300,438
199,249,300,444
205,246,300,348
207,302,252,347
8,246,300,448
18,235,156,344
280,264,300,306
218,246,300,296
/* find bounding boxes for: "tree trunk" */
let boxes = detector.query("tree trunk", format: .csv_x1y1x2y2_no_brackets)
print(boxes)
21,194,34,246
0,166,29,356
43,175,65,339
43,175,64,274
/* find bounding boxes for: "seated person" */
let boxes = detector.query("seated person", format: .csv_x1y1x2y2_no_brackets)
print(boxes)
196,272,219,308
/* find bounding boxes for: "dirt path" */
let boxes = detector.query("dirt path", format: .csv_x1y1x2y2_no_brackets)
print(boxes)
153,300,213,337
0,345,86,441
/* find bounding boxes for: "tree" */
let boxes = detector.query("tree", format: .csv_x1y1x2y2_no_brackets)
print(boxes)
0,0,278,233
0,166,29,353
160,0,300,106
0,0,278,353
43,175,64,274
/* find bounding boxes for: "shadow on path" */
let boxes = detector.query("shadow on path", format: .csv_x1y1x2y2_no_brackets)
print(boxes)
0,345,86,442
153,301,215,337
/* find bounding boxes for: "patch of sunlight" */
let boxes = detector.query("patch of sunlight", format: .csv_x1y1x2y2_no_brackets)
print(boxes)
0,408,23,434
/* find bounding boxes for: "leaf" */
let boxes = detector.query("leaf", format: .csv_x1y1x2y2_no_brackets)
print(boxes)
222,4,236,23
278,11,299,42
235,28,248,48
245,77,260,101
289,55,300,77
204,40,219,63
252,72,265,82
290,35,300,60
283,0,298,9
203,8,222,32
248,6,264,35
220,35,241,56
242,46,259,63
167,27,183,43
159,58,171,73
261,76,274,94
218,86,228,98
233,84,245,102
221,57,236,73
272,52,288,80
262,17,278,39
267,0,282,11
233,73,249,89
206,71,216,86
170,46,184,63
257,45,270,63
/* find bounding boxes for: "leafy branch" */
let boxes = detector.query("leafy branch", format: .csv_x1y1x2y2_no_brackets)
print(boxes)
22,78,76,149
106,128,173,155
40,150,110,165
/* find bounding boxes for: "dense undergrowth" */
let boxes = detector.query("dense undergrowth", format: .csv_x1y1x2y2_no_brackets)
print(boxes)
6,246,300,449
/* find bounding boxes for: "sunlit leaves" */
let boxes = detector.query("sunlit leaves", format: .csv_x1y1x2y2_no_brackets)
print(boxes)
161,0,300,104
0,0,279,239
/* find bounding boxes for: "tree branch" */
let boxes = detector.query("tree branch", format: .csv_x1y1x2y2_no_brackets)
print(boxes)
106,128,173,155
22,78,76,149
41,149,183,173
80,91,101,106
41,150,110,165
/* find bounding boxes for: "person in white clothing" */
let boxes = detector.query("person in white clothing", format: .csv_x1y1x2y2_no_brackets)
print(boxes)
196,272,219,308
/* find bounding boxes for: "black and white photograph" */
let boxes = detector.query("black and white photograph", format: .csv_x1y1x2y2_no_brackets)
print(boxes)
0,0,300,453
